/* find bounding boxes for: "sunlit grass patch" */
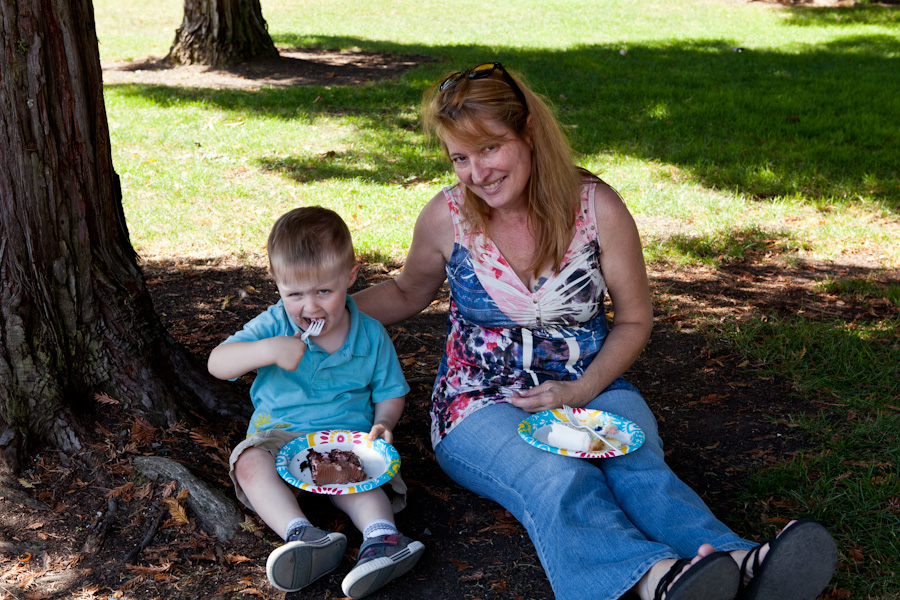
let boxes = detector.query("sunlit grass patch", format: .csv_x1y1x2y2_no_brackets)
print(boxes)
106,83,435,260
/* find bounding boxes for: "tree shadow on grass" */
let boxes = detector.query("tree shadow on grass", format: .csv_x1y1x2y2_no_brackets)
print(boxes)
781,3,900,27
558,36,899,211
107,34,900,213
643,226,804,266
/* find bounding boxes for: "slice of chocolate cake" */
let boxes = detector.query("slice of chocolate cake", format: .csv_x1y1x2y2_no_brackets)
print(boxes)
305,448,367,485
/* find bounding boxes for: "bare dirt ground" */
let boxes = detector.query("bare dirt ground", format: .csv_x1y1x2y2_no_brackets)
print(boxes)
101,48,431,90
3,19,898,600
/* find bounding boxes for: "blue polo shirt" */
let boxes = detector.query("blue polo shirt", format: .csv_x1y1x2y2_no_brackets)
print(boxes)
222,295,410,436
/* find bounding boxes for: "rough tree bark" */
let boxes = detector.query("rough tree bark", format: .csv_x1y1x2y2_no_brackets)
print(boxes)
0,0,246,473
165,0,278,66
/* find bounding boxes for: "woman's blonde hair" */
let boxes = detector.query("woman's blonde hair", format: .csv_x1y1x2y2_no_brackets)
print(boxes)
423,64,596,276
267,206,356,284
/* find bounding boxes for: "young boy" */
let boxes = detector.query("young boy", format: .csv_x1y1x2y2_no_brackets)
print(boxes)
208,206,424,598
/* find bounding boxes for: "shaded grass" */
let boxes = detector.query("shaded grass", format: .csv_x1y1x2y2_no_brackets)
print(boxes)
715,314,900,596
559,36,900,212
643,226,805,265
723,317,899,406
784,4,900,27
817,276,900,308
742,409,900,597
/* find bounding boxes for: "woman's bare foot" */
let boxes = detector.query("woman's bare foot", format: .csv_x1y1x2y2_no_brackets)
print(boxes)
696,543,717,559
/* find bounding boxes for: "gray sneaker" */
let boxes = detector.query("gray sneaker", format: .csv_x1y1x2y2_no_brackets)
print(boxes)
341,533,425,598
265,525,347,592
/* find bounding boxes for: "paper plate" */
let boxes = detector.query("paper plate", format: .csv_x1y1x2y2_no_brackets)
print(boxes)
275,430,401,495
517,408,644,458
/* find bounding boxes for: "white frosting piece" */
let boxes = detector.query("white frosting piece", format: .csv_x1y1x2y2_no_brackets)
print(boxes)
546,423,591,452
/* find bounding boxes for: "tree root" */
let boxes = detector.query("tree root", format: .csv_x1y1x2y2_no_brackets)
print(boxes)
0,481,50,511
83,497,117,554
123,503,167,564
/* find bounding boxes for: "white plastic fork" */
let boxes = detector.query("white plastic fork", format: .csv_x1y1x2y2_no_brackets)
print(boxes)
300,318,324,342
561,405,622,454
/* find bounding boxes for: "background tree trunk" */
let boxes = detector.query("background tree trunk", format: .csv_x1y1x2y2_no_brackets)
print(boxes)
0,0,246,472
166,0,278,66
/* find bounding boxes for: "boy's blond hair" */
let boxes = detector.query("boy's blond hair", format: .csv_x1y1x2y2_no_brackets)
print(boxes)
267,206,356,283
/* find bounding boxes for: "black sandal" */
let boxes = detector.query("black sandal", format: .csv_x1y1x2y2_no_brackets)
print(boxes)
654,551,739,600
738,519,838,600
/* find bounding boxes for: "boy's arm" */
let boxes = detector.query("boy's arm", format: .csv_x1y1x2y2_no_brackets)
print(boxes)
367,396,405,443
208,332,308,380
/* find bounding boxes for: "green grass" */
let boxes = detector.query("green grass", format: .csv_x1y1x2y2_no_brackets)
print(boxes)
714,314,900,596
643,225,806,266
817,276,900,308
106,83,436,260
96,0,900,596
97,0,900,265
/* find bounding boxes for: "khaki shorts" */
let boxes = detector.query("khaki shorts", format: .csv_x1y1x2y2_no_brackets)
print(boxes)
229,429,407,513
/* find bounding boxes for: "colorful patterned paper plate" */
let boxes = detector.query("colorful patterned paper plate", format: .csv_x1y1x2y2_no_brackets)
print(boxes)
518,408,644,458
276,430,401,495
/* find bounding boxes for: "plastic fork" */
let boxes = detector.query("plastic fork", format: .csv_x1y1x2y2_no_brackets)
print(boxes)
561,405,622,454
300,318,324,342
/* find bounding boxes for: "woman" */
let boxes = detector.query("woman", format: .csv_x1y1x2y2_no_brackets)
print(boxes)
354,62,838,600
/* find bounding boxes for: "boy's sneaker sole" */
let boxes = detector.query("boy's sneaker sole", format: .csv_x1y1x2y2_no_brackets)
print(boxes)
265,532,347,592
341,540,425,599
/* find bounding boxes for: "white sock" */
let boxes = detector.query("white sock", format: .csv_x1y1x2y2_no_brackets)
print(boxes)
284,517,313,541
363,519,398,540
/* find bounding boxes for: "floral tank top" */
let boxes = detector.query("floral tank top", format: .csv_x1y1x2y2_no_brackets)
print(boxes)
431,179,617,447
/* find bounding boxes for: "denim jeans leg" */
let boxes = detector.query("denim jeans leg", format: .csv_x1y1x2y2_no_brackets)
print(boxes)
585,387,756,556
435,402,676,600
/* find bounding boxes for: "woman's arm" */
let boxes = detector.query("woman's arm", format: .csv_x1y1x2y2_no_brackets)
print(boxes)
511,182,654,411
354,191,454,325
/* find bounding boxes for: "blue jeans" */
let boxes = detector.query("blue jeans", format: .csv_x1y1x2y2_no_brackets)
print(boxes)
434,384,755,600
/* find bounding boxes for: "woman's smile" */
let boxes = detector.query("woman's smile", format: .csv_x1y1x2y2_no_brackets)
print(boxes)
480,176,506,192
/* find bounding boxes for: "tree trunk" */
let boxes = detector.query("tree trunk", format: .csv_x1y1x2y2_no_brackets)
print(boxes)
0,0,246,472
166,0,278,67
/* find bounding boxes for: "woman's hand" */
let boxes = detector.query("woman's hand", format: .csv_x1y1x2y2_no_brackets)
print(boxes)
509,380,590,413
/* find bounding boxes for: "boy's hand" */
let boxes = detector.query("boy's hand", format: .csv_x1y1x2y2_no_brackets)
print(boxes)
368,397,404,444
367,424,393,443
270,332,308,371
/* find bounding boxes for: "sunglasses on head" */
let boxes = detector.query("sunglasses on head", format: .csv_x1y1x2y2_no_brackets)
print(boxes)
438,62,528,111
